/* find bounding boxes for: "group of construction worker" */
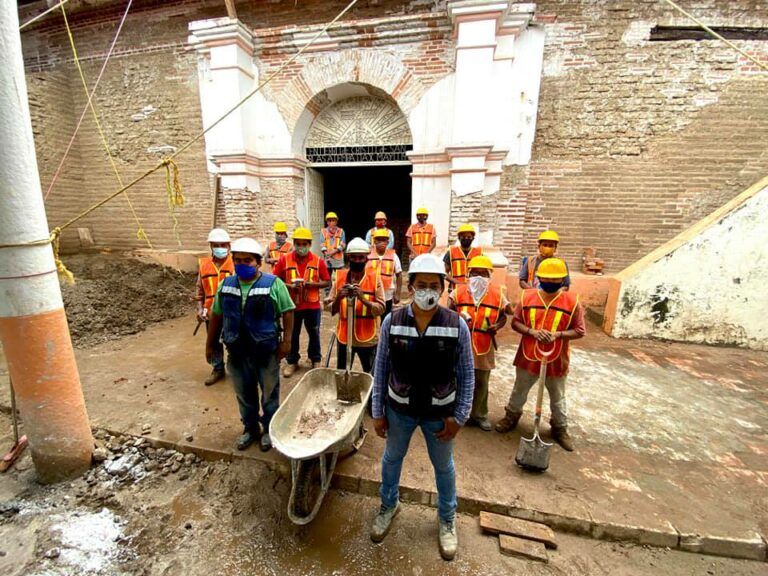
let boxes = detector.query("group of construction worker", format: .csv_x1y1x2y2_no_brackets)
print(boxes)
195,209,584,560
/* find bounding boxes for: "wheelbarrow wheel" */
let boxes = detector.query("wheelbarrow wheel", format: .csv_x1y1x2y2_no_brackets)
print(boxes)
293,457,319,518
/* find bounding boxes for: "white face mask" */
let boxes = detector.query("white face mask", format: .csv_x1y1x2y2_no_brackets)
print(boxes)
413,288,440,311
212,247,229,259
469,276,489,302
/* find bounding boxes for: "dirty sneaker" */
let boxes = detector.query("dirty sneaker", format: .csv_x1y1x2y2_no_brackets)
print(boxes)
551,426,575,452
494,413,521,433
259,434,272,452
438,519,458,560
236,429,259,451
204,368,225,386
282,363,298,378
370,502,400,543
311,361,321,369
475,417,492,432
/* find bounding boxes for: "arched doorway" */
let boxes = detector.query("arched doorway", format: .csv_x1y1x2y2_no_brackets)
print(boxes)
302,88,413,263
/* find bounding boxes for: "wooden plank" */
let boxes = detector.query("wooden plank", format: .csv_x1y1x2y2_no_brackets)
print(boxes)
480,511,557,549
223,0,237,19
499,534,548,563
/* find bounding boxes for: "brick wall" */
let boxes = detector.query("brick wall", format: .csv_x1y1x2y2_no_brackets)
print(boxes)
501,0,768,272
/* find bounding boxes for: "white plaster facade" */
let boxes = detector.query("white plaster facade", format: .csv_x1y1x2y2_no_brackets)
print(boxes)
187,1,545,252
610,181,768,351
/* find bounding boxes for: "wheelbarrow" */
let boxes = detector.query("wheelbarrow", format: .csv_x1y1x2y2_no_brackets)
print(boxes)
271,296,373,525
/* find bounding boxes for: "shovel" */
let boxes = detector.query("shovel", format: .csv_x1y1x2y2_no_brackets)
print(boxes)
335,295,361,404
515,346,555,472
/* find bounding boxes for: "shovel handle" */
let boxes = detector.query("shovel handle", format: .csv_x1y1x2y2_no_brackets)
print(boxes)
346,295,355,372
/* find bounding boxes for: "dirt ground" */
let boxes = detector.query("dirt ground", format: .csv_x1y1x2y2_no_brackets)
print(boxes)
0,414,765,576
59,253,195,348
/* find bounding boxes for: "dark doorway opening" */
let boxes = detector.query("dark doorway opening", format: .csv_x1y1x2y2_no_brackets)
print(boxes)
319,165,412,266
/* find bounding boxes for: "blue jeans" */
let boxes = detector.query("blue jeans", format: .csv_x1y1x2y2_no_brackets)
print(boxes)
205,320,224,371
227,352,280,434
287,308,322,364
380,406,457,523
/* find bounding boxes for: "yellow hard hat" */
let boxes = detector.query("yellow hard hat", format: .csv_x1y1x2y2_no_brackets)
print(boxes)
292,227,313,241
416,207,428,216
468,255,493,271
457,224,476,235
273,221,287,233
374,211,387,220
536,258,568,279
538,230,560,243
372,228,390,240
325,211,338,220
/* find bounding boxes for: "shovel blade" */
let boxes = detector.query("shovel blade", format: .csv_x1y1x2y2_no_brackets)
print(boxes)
515,434,552,472
335,372,361,404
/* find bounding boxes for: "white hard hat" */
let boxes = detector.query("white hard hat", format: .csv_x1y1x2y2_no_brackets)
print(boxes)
230,237,263,256
207,228,231,243
346,237,370,254
408,254,445,276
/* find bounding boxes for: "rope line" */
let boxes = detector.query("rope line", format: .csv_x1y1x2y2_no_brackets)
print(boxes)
660,0,768,72
44,0,134,202
7,0,361,282
59,2,152,248
18,0,70,31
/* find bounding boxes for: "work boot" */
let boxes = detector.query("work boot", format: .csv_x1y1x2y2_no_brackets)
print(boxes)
204,368,225,386
438,519,458,561
494,412,521,433
236,428,260,451
370,502,400,543
551,426,575,452
282,363,298,378
260,434,272,452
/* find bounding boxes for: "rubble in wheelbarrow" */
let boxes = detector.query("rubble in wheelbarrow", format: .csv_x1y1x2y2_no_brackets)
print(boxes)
296,404,345,437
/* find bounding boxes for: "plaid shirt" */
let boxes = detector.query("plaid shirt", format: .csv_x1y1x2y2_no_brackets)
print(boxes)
372,305,475,425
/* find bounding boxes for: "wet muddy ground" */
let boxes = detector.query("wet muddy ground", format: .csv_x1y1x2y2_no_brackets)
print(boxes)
0,412,765,576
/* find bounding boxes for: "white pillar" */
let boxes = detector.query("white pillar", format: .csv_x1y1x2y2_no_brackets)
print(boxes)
0,2,93,483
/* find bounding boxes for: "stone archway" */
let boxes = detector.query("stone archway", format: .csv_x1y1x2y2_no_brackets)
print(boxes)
300,89,414,260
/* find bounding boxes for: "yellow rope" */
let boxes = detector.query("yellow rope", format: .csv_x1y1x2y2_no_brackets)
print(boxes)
50,228,74,284
660,0,768,72
60,4,153,248
163,158,185,245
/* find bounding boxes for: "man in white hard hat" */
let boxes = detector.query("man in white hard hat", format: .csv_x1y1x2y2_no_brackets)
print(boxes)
370,254,475,561
206,238,295,452
196,228,234,385
329,238,385,373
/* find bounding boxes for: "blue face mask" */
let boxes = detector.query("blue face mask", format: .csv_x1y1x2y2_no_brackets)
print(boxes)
212,247,228,259
539,281,562,294
235,264,257,280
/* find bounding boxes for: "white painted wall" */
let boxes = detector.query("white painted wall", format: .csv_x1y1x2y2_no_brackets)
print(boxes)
611,184,768,350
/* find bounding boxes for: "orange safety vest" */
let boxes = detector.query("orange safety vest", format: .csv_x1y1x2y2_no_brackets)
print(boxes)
268,240,293,262
520,289,579,362
335,268,379,345
199,255,234,312
366,248,396,293
449,246,483,284
526,255,539,285
284,251,321,304
322,228,344,262
410,223,434,256
455,283,504,356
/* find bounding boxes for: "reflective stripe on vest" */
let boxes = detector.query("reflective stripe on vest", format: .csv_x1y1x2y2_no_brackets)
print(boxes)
521,289,579,362
285,252,321,303
322,228,344,261
199,255,234,312
367,249,396,292
455,283,503,356
526,255,538,285
335,268,378,345
411,224,434,256
450,246,482,284
268,241,293,261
